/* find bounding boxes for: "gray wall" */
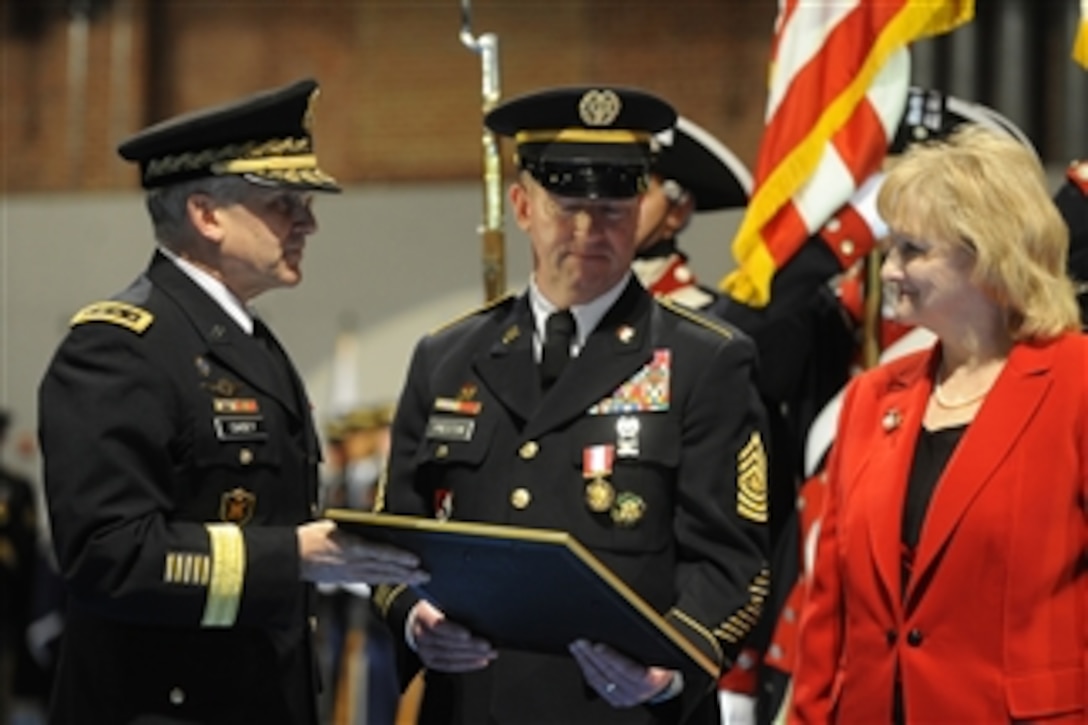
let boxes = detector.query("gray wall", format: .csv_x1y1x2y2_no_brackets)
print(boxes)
0,184,746,482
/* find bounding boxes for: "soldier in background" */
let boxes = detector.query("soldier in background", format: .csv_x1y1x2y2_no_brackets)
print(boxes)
632,115,751,314
0,409,39,724
323,404,395,513
1054,159,1088,325
318,403,400,725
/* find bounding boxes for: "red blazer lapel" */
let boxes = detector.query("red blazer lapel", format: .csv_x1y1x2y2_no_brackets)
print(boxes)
906,341,1055,605
865,351,935,607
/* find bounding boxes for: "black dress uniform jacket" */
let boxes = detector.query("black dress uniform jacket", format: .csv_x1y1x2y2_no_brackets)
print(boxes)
375,278,770,725
39,251,321,725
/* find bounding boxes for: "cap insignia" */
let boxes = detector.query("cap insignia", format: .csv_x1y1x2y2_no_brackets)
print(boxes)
579,89,622,127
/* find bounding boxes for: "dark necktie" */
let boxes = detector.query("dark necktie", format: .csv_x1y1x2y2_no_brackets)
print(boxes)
540,310,575,391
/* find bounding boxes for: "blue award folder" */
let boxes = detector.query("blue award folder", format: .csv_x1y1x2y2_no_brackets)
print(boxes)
326,509,717,678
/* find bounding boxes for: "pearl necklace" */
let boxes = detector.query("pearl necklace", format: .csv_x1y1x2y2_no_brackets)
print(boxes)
932,381,991,409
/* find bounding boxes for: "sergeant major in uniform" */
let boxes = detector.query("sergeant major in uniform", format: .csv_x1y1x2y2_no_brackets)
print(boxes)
38,78,426,725
372,86,770,725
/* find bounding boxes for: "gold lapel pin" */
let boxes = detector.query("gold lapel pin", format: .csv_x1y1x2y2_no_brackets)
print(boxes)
881,408,902,432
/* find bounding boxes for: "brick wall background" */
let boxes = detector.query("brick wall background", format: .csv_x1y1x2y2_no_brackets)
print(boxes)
0,0,778,193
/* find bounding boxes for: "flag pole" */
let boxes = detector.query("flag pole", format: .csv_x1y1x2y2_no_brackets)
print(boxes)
861,249,883,369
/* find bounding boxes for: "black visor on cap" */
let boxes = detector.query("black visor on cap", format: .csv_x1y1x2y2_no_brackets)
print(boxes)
519,140,651,198
523,160,649,199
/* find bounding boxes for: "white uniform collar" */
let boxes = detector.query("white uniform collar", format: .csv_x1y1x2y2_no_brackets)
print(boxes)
158,246,255,335
528,272,631,358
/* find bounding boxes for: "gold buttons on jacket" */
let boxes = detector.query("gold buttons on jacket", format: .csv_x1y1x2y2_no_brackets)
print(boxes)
518,441,539,459
169,687,185,705
510,488,532,509
238,448,254,465
435,444,450,459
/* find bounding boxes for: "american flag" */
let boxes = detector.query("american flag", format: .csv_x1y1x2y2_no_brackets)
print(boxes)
722,0,975,307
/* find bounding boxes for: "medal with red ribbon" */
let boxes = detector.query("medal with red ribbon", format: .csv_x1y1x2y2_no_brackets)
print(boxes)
582,444,616,513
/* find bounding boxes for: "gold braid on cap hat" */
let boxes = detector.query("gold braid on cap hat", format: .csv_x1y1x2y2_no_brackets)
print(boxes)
515,129,652,145
144,137,316,181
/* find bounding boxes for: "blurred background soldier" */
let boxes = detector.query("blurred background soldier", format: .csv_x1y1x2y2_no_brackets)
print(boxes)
1054,158,1088,325
632,115,751,315
0,409,39,725
317,403,400,725
323,404,395,513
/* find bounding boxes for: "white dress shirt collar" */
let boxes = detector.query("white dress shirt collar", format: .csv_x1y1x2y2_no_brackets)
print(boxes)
158,246,255,334
528,272,631,359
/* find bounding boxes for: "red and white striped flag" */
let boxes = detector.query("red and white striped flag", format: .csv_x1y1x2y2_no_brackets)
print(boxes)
1075,0,1088,69
722,0,974,307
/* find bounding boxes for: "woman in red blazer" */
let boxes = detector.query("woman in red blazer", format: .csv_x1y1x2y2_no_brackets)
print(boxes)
791,126,1087,723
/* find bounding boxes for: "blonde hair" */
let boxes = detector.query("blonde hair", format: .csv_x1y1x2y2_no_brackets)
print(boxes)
877,124,1079,340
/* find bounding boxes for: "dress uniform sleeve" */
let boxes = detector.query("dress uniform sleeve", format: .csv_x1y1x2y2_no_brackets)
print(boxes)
665,327,770,682
789,378,860,722
39,324,302,629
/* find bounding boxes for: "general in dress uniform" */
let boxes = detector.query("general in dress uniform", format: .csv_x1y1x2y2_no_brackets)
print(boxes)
38,78,424,725
372,86,770,725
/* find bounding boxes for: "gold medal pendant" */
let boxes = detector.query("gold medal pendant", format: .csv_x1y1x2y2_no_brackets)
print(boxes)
585,477,616,513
